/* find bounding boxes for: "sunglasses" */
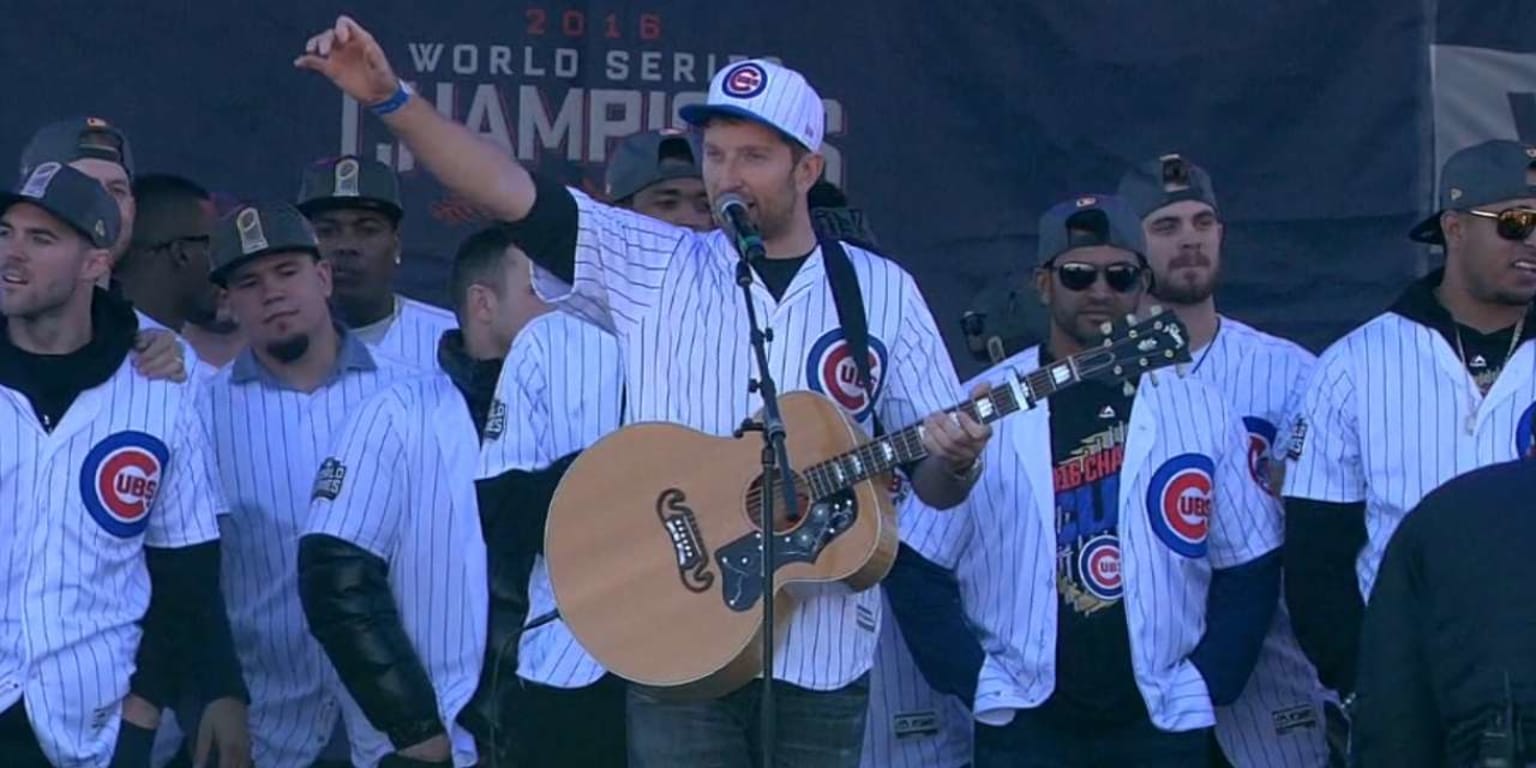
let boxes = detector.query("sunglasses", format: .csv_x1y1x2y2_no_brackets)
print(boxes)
1050,262,1144,293
1465,208,1536,241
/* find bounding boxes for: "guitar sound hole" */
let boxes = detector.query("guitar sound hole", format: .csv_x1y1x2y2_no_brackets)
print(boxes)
743,472,812,535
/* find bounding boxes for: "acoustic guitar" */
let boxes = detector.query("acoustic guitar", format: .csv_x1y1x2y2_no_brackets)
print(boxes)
544,310,1192,698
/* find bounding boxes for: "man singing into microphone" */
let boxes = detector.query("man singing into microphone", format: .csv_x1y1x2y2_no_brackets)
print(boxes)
297,16,990,767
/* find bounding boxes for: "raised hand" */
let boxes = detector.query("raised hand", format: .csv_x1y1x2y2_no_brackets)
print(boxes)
294,15,400,106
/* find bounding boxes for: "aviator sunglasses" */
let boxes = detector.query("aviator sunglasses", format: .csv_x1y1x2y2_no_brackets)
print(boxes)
1465,207,1536,241
1050,262,1145,293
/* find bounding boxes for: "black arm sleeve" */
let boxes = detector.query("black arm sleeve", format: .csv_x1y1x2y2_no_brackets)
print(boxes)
1283,497,1368,694
882,543,983,703
1352,515,1441,767
499,173,579,284
297,534,444,750
134,542,249,708
1190,549,1282,705
476,451,581,561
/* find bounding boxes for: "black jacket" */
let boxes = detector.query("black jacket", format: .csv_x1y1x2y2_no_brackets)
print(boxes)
1353,459,1536,767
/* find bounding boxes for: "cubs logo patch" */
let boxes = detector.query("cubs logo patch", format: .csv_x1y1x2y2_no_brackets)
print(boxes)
79,431,169,538
1243,416,1278,491
1077,534,1123,601
722,62,767,98
483,399,507,441
805,328,888,422
1145,453,1215,558
312,458,347,502
1516,402,1536,459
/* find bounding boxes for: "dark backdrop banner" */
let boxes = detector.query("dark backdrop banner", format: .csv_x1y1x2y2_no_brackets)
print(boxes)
4,1,1441,377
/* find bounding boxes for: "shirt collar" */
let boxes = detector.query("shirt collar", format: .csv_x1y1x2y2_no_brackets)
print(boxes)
230,323,377,390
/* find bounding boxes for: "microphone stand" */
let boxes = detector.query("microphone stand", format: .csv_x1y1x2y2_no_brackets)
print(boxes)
728,225,798,768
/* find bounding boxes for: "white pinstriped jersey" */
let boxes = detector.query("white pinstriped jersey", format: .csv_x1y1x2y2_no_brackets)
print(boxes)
528,189,962,690
306,373,488,768
860,586,974,768
1283,311,1536,600
200,332,422,767
353,294,457,371
1191,318,1334,768
0,358,224,766
135,309,218,382
902,346,1283,733
478,311,624,689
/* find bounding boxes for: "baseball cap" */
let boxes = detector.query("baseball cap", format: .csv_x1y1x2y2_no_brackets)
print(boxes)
0,162,121,249
1117,153,1219,220
296,155,404,222
679,59,825,152
19,117,136,181
605,129,703,202
1410,139,1536,244
1036,194,1146,265
210,201,321,285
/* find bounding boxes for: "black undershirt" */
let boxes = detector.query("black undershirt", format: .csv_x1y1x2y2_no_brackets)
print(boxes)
753,253,812,301
0,288,137,430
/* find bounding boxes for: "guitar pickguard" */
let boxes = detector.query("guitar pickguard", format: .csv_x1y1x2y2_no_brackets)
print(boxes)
655,488,714,593
715,490,858,613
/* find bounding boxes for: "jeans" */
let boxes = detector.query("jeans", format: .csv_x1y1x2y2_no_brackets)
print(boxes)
627,674,870,768
975,706,1210,768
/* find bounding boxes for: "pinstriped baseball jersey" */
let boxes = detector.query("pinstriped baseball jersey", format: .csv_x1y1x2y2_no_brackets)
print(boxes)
353,294,457,370
135,309,219,382
478,311,624,689
901,345,1283,733
1190,317,1334,768
859,587,974,768
0,360,224,766
1283,311,1536,600
527,189,962,690
200,332,423,767
306,373,488,768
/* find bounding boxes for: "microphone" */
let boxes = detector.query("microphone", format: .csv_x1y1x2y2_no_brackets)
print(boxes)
716,192,766,262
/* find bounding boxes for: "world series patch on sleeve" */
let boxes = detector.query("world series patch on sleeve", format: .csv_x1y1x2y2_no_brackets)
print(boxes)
312,458,347,501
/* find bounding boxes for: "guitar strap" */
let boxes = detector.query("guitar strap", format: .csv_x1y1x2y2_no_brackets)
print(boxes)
820,237,883,437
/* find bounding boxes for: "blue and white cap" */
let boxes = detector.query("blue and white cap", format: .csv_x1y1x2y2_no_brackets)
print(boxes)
680,59,825,152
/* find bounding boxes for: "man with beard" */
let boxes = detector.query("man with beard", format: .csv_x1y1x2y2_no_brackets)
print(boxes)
296,16,991,766
607,128,712,231
297,154,456,368
1283,140,1536,728
1118,154,1334,767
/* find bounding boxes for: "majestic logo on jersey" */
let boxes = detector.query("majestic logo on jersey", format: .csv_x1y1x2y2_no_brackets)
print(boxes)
312,458,347,501
1078,534,1123,601
483,399,507,441
1243,416,1278,491
79,431,170,538
1146,453,1215,558
1516,402,1536,459
721,62,768,98
805,328,888,422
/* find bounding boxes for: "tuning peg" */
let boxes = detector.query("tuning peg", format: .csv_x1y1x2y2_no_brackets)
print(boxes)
1100,321,1113,336
1125,313,1137,325
1122,381,1136,397
1149,304,1164,316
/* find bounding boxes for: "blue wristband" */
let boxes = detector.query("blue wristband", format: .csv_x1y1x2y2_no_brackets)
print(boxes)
369,81,413,116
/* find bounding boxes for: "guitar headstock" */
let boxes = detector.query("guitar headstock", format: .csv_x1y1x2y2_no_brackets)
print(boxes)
1071,306,1194,387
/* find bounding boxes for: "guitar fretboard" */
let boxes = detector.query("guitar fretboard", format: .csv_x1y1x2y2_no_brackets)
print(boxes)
800,348,1121,500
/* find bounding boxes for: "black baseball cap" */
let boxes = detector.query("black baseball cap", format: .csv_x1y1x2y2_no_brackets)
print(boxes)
0,162,122,249
296,155,403,222
605,129,703,202
19,117,136,181
1410,139,1536,245
1117,153,1219,220
1037,194,1146,265
210,202,321,285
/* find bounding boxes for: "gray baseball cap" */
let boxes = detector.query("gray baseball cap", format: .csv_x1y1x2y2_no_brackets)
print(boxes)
0,162,121,249
210,202,320,285
1117,153,1218,220
1037,194,1146,265
296,155,403,222
19,116,136,181
1410,139,1536,244
605,129,702,202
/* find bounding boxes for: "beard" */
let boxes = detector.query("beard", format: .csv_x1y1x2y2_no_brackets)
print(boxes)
752,177,801,243
265,334,311,363
1152,252,1220,305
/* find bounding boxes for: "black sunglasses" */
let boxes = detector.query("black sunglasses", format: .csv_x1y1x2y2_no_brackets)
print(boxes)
1466,208,1536,241
1050,262,1144,293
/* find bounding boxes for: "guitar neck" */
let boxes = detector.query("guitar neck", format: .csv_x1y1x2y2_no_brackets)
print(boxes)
802,351,1103,500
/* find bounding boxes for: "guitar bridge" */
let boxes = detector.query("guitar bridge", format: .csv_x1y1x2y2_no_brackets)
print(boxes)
655,488,714,593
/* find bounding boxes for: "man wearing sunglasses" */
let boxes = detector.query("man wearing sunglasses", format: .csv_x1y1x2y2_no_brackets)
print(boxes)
900,194,1282,768
1119,154,1334,768
1283,139,1536,740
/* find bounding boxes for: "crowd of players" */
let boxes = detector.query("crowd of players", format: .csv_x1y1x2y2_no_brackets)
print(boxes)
2,11,1535,768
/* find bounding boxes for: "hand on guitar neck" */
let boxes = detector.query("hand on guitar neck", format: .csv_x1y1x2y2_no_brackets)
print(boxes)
910,384,994,509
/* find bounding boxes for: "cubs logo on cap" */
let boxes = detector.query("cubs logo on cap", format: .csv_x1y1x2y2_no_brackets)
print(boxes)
334,157,361,197
1078,534,1123,601
79,431,169,539
722,62,768,99
236,207,269,255
805,328,888,423
679,58,826,152
1146,453,1215,558
1243,416,1278,492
